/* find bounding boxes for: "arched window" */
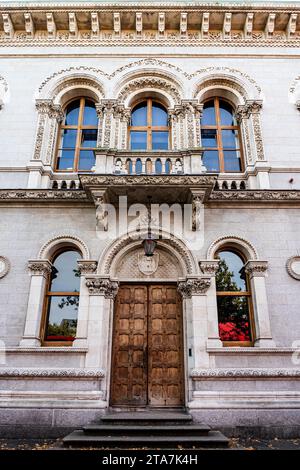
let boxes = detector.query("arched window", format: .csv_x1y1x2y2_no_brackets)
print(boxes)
129,99,169,150
215,249,254,346
42,249,82,344
201,98,243,173
56,98,98,171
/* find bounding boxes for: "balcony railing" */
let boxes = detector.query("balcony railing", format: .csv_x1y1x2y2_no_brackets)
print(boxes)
113,155,184,175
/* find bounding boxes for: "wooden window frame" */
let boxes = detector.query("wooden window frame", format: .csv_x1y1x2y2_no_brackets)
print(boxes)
40,248,81,347
201,97,244,173
215,247,255,347
54,97,98,173
128,98,170,151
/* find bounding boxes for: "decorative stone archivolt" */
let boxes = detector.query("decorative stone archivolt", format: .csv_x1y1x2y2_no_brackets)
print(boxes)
0,256,10,279
38,234,90,260
177,277,211,298
207,235,258,260
99,229,199,277
286,256,300,281
85,276,119,298
28,259,52,277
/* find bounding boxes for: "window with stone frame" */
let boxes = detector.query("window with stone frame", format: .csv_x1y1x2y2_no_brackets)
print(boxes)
215,248,255,346
129,98,169,151
41,249,82,344
201,97,243,173
55,98,98,171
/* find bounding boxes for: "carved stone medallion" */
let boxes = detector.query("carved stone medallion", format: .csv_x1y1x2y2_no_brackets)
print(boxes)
286,256,300,280
138,253,159,276
0,256,10,279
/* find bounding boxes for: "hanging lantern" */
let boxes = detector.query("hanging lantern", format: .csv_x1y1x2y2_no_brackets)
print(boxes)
142,237,157,257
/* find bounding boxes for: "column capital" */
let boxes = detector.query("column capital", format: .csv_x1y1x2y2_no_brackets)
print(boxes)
28,259,52,277
77,260,98,275
244,260,268,277
199,260,220,276
177,276,211,298
35,99,64,122
85,276,119,298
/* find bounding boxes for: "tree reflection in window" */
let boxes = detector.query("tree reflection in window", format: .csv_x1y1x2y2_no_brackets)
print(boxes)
215,250,253,345
44,250,81,342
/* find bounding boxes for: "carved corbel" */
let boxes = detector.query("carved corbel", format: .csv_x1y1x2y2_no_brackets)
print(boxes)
177,277,211,298
244,260,268,278
77,260,98,275
28,259,52,277
199,260,220,276
85,276,119,298
190,189,206,231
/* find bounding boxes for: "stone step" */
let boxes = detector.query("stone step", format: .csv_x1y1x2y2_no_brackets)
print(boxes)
63,430,229,448
100,412,193,424
83,424,211,436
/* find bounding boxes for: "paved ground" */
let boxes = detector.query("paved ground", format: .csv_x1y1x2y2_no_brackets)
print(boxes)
0,438,300,450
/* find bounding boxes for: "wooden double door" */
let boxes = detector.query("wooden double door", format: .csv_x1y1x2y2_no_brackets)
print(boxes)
110,284,184,407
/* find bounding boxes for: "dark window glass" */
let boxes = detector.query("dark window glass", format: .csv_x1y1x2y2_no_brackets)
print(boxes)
201,101,216,126
83,100,98,125
78,150,95,170
135,159,143,174
224,150,242,172
50,251,81,292
201,129,217,148
152,103,168,126
56,149,75,171
81,129,98,147
152,131,169,150
65,100,80,126
202,150,220,172
131,102,147,126
130,131,147,150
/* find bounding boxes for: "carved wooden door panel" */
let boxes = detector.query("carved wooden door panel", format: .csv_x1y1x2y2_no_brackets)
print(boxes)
111,284,184,407
148,285,184,407
110,285,148,406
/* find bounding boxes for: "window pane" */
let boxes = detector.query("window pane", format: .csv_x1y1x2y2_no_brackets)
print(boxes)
81,129,97,148
56,149,75,170
202,150,220,172
50,251,81,292
131,102,147,126
65,100,80,126
152,102,168,126
201,129,217,148
78,150,95,170
219,100,236,126
61,129,77,148
216,250,247,291
152,131,168,150
224,150,242,172
201,101,216,126
217,296,251,342
130,131,147,150
83,100,97,125
45,296,78,341
221,129,239,149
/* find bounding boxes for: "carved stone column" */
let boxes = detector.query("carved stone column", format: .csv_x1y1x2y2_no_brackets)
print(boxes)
178,276,211,369
72,260,98,348
199,260,223,348
84,276,119,371
96,99,120,149
28,99,63,189
171,100,203,150
19,260,52,347
245,261,276,348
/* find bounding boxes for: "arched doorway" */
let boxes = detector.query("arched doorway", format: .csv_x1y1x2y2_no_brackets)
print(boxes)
105,241,191,408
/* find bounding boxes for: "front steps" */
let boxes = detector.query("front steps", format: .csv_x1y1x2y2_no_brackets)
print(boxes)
63,411,229,449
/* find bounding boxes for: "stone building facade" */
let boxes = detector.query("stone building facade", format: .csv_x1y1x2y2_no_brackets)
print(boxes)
0,0,300,437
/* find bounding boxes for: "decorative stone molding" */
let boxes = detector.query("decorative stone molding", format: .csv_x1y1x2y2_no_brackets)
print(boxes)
209,190,300,202
85,277,119,298
207,235,258,260
80,174,216,187
38,234,90,260
117,76,182,105
0,256,10,279
38,66,108,94
0,190,88,202
77,260,98,275
177,277,211,298
199,260,220,276
0,368,104,378
244,260,268,277
286,256,300,280
191,368,300,379
28,259,52,277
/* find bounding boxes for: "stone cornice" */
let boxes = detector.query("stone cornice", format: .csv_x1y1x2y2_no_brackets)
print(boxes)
1,4,300,48
209,190,300,203
0,189,90,203
191,368,300,379
0,367,104,378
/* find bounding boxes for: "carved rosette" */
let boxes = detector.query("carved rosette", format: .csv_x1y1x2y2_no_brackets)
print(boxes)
177,277,211,298
85,277,119,298
28,259,52,277
244,260,268,277
77,260,98,275
199,260,220,276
